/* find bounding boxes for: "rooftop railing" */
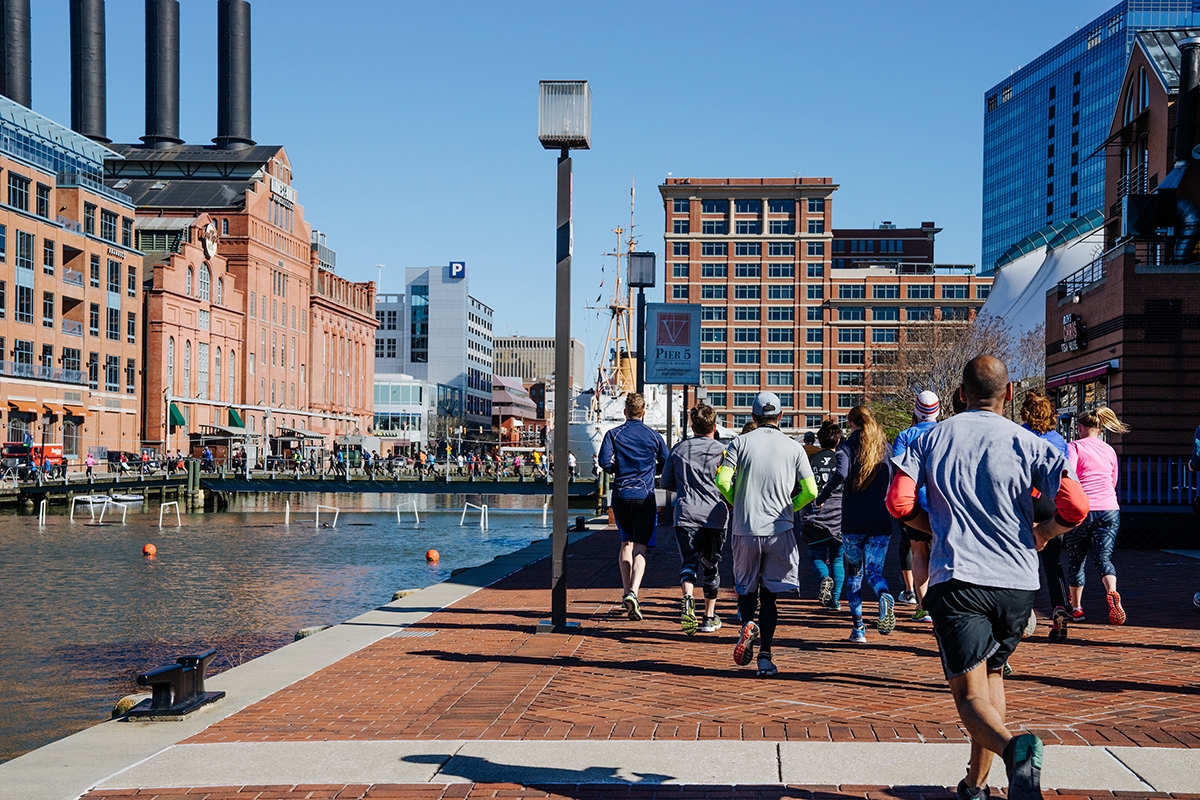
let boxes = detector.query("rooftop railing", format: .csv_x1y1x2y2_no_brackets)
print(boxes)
0,361,86,385
56,171,134,207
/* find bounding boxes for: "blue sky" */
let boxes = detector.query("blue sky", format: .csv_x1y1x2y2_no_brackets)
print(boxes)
28,0,1116,382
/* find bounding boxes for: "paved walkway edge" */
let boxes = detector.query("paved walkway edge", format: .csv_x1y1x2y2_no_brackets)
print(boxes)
0,530,594,800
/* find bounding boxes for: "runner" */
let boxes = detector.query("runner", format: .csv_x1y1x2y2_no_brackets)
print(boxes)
598,392,670,622
1020,391,1071,641
660,403,727,634
887,355,1089,800
801,420,844,611
716,392,817,677
815,405,896,642
891,390,941,621
1065,407,1129,626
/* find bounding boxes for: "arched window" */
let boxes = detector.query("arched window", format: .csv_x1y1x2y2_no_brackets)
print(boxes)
167,336,175,395
216,277,224,306
215,347,223,402
199,264,211,301
228,351,236,403
221,218,229,236
63,420,79,458
184,340,192,396
186,266,194,296
1123,84,1135,125
1139,66,1149,110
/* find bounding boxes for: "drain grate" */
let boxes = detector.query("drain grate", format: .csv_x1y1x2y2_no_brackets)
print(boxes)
388,628,437,639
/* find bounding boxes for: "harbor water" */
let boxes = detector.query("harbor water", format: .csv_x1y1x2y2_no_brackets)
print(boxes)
0,493,550,763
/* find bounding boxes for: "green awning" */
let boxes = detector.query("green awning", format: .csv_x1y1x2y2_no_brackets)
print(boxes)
168,402,187,428
228,407,245,427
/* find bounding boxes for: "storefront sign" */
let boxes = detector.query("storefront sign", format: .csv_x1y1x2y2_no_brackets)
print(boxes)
270,176,297,203
1061,313,1086,352
644,303,700,385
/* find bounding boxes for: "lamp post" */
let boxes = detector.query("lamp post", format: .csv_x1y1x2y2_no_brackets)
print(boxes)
537,79,590,634
628,251,657,394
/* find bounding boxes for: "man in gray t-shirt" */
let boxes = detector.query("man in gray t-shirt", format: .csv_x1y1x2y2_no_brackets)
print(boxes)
716,392,817,677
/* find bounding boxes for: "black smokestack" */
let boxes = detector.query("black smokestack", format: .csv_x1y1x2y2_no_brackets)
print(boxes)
214,0,254,150
141,0,182,149
70,0,109,143
0,0,32,108
1176,37,1200,164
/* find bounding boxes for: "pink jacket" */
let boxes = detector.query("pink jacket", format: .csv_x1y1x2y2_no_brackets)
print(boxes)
1068,436,1120,511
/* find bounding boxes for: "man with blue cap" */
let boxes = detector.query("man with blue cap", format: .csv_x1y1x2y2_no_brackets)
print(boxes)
716,391,818,677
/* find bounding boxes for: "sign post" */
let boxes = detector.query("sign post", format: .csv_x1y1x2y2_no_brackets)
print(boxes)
644,303,701,386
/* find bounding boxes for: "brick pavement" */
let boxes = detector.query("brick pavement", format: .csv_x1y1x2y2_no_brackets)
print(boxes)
181,529,1200,749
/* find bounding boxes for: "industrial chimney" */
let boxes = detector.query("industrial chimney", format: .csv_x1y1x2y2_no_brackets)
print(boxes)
141,0,182,149
70,0,109,143
214,0,254,150
0,0,32,109
1176,37,1200,165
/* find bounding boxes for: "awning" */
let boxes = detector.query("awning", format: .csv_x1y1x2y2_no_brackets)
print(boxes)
277,427,326,440
63,405,87,417
205,424,252,438
1046,359,1118,390
42,402,66,416
8,400,39,414
228,407,245,428
168,402,187,427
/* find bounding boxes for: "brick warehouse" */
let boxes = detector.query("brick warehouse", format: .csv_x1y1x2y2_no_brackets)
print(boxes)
1046,29,1200,457
660,177,990,430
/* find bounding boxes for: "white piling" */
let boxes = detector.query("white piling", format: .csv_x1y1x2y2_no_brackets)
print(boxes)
461,502,489,530
542,501,549,528
38,499,47,526
70,496,98,522
99,499,128,525
315,504,339,528
396,499,420,524
285,500,290,526
159,501,181,528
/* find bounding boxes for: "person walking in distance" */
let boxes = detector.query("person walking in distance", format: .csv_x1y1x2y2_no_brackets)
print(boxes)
887,355,1089,800
891,391,941,621
815,405,897,642
660,403,728,634
1021,391,1072,641
1065,407,1130,626
85,452,95,482
599,393,670,622
801,420,845,611
716,392,817,677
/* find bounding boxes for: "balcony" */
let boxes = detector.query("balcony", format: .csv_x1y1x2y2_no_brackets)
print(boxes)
56,171,134,207
62,319,83,337
1117,162,1149,198
56,215,83,234
0,361,85,385
63,268,84,287
1057,255,1106,300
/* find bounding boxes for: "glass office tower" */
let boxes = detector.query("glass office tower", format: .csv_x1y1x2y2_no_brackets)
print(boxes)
981,0,1200,274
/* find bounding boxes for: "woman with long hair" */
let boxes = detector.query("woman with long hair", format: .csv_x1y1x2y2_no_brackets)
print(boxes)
1065,406,1129,625
814,405,896,641
1021,391,1072,641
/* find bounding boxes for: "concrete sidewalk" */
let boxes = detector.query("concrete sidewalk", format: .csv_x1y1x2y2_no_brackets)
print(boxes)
4,528,1200,800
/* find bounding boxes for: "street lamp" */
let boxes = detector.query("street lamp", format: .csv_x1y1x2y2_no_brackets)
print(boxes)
537,79,590,635
627,251,656,394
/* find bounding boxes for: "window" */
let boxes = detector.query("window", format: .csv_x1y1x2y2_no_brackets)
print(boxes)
907,307,933,321
732,392,757,408
42,239,54,275
90,254,100,287
701,199,728,214
806,306,821,321
873,306,899,321
198,309,210,330
127,311,136,343
976,285,991,299
768,263,794,278
767,350,792,364
767,328,793,342
673,241,689,257
672,263,690,278
83,203,96,234
42,291,54,328
806,393,822,408
700,370,724,385
7,172,29,210
734,263,761,278
0,224,6,262
767,371,792,386
62,347,81,374
122,217,133,247
198,342,210,399
100,209,118,242
216,277,223,305
700,349,726,363
105,355,120,392
838,307,864,321
126,358,136,395
806,350,822,365
838,285,865,299
733,285,760,299
734,242,761,257
806,328,822,343
702,219,727,235
673,219,689,234
701,306,726,321
105,259,119,294
805,371,821,386
733,371,758,385
733,349,760,364
838,393,861,408
807,218,825,234
873,350,897,366
733,327,760,342
674,198,689,214
701,328,726,342
807,198,825,213
228,352,236,402
733,306,760,321
807,241,824,256
700,242,727,257
0,280,5,318
807,263,823,279
35,183,49,217
942,306,971,321
199,264,211,301
734,199,760,214
907,284,934,299
89,303,99,336
942,284,969,299
672,285,689,300
767,306,794,321
767,285,794,299
838,372,864,387
706,392,726,407
167,337,175,393
700,285,727,299
126,265,138,297
873,285,899,299
838,349,864,365
107,307,119,340
769,199,792,214
735,220,760,235
769,242,795,257
215,348,222,401
16,285,32,323
701,263,727,278
838,328,865,343
872,328,898,343
807,285,823,300
769,219,794,234
186,266,194,295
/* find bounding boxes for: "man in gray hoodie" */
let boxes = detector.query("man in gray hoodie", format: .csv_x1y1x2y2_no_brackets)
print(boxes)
661,403,728,635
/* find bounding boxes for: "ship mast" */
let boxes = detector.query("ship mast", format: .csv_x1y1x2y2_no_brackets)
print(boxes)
590,178,639,397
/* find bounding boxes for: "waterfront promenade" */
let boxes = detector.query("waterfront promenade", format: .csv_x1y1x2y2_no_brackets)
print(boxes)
4,527,1200,799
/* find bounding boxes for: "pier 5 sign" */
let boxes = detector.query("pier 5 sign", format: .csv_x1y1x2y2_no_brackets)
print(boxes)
645,303,700,385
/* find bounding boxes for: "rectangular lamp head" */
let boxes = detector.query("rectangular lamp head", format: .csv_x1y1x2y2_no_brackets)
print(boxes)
538,80,592,150
628,251,657,287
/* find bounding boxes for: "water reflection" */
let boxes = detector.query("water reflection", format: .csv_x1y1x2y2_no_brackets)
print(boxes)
0,493,547,763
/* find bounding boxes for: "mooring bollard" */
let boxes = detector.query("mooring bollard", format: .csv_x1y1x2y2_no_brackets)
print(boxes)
127,648,225,718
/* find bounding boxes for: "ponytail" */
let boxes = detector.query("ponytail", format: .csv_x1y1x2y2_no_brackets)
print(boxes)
1078,406,1130,434
847,405,887,491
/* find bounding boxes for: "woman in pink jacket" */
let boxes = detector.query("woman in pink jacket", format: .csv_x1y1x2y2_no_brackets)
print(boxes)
1065,407,1129,625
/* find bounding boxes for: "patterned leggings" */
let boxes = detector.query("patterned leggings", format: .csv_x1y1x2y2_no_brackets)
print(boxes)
843,534,891,624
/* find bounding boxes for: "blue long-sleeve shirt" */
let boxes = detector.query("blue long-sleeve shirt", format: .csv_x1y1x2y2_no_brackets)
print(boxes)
892,421,937,512
599,418,670,500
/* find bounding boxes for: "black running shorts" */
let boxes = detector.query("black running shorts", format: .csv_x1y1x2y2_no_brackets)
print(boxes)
613,495,658,547
923,579,1036,680
901,522,932,544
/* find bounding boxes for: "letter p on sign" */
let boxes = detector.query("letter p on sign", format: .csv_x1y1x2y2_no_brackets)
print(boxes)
449,262,466,280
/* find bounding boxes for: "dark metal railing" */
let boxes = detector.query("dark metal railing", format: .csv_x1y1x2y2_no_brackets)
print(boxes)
1119,456,1197,507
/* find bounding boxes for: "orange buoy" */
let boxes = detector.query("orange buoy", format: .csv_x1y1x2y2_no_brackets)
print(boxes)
142,543,157,557
425,549,439,563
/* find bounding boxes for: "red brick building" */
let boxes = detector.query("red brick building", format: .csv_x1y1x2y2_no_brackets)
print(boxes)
1046,29,1200,456
831,221,940,269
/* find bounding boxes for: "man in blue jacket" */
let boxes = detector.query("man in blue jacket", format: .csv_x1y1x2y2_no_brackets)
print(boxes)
599,392,670,621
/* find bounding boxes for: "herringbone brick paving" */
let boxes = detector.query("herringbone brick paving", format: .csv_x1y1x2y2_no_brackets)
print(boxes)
183,530,1200,748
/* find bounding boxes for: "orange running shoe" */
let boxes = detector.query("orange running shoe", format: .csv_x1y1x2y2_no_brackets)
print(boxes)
1107,590,1126,625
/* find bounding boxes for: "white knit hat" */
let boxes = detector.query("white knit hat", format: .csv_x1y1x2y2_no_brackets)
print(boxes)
915,390,940,421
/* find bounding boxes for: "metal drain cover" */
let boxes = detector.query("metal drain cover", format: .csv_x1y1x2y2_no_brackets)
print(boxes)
388,628,437,639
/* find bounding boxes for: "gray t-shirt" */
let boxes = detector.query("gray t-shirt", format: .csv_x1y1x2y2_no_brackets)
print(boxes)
661,435,728,529
892,410,1070,592
720,425,814,537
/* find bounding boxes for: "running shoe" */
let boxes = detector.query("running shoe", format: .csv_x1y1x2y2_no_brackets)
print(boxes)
956,779,991,800
1021,609,1038,639
848,625,866,644
1070,606,1086,622
897,589,918,605
818,576,834,607
756,653,778,678
700,614,722,633
680,595,698,635
912,607,929,622
1193,591,1200,608
733,621,760,666
1002,732,1044,800
1107,590,1126,626
877,592,896,634
829,600,842,612
1002,661,1014,678
623,592,643,622
1049,606,1069,642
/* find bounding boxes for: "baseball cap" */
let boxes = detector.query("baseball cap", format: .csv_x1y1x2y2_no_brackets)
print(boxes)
803,431,816,444
915,390,940,421
752,391,781,416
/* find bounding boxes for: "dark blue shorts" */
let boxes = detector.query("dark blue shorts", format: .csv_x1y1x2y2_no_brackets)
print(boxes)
613,495,657,547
